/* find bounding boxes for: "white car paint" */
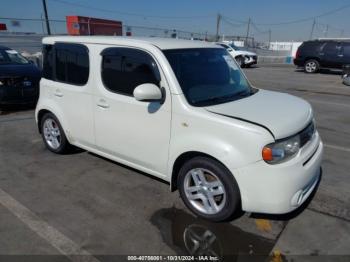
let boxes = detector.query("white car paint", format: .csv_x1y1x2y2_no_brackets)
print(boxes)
36,36,323,215
217,42,258,66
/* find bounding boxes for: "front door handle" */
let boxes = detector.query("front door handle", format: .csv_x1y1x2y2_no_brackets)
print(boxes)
97,99,109,109
54,89,63,97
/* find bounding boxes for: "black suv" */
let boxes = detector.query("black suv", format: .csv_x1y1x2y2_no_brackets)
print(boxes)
294,40,350,73
0,46,41,106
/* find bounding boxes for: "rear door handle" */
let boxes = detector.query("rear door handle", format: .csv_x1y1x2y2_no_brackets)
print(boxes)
54,89,63,97
97,99,109,109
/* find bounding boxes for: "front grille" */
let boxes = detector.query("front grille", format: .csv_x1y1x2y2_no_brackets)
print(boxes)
0,76,38,87
299,121,315,147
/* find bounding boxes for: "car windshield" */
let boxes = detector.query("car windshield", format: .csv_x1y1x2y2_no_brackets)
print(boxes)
163,48,255,107
0,49,29,65
228,44,241,51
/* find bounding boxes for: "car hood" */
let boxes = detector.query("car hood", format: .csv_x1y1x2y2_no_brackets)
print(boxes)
0,64,41,78
235,50,257,56
205,89,313,139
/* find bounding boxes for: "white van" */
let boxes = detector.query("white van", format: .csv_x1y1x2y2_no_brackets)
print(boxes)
35,36,323,221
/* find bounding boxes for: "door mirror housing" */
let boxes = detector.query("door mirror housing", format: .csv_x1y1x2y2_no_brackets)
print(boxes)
133,83,163,102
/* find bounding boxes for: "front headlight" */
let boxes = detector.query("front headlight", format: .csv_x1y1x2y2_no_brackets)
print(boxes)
262,134,300,164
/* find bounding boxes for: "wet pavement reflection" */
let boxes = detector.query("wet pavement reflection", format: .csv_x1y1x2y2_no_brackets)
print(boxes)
151,207,276,261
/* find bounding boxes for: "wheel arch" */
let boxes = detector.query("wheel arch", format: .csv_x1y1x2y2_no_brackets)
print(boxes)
36,107,69,142
37,109,51,133
170,151,232,192
304,57,321,64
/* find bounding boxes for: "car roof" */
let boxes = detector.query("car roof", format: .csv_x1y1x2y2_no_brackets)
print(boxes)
304,39,350,44
42,36,218,50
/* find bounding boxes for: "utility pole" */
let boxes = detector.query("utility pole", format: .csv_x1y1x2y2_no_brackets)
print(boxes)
268,29,271,47
215,13,221,41
324,24,329,38
340,29,344,37
245,18,251,47
309,19,316,40
42,0,51,35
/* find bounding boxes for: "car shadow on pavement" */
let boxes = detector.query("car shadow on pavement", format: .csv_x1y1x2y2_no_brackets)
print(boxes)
250,170,322,221
0,104,36,115
88,152,171,186
295,68,343,76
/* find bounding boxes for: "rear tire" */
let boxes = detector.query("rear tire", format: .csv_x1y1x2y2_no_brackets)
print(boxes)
177,156,241,222
40,113,71,154
304,59,319,73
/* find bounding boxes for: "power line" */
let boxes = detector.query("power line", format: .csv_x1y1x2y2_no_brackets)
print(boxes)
50,0,214,20
221,15,247,24
254,3,350,26
221,17,247,28
251,22,269,34
221,3,350,28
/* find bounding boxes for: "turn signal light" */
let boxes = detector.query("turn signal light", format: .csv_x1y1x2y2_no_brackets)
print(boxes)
262,147,273,161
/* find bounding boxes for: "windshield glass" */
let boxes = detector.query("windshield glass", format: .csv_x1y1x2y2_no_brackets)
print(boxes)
0,49,29,65
228,44,240,51
163,48,255,107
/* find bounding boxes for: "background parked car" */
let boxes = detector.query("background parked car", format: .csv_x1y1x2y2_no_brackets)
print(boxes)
343,64,350,86
294,39,350,73
216,42,258,68
0,46,41,107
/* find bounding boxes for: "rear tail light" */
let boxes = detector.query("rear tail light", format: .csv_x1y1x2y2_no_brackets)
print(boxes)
295,49,300,58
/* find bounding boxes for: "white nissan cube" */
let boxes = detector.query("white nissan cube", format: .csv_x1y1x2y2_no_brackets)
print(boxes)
36,36,323,222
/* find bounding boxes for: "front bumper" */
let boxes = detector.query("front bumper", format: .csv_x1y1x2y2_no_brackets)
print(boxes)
0,85,39,105
244,55,258,66
232,131,323,214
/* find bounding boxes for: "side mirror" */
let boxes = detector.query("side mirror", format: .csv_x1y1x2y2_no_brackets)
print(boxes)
133,83,162,102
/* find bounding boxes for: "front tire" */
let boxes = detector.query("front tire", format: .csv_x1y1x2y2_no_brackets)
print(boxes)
41,113,71,154
235,56,244,68
177,157,241,222
304,59,319,73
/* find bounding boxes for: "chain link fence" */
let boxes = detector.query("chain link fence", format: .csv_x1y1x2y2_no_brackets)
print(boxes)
0,17,295,66
0,17,215,53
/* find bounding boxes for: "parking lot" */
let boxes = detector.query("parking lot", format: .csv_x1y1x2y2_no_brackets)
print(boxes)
0,65,350,261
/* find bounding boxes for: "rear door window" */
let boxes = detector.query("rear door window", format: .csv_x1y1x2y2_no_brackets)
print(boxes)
342,43,350,59
43,45,54,80
54,43,89,85
323,42,341,56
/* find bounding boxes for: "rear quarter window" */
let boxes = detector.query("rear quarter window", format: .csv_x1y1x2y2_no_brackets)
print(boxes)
54,43,89,86
42,44,54,80
301,42,324,52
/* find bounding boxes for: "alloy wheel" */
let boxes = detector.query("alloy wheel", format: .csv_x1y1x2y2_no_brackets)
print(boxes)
183,168,226,215
305,61,317,73
43,118,61,149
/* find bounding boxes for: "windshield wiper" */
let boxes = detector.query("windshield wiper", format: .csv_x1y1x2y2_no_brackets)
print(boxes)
193,90,252,104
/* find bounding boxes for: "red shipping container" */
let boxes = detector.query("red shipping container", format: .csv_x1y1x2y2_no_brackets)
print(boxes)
0,23,7,31
66,16,122,36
